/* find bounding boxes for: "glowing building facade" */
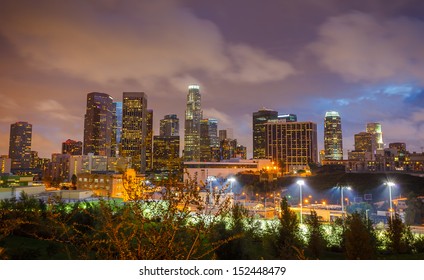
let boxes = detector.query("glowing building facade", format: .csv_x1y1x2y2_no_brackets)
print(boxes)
184,85,202,162
9,121,32,170
253,108,278,159
200,118,219,162
160,114,179,137
265,121,318,173
324,111,343,160
83,92,114,156
366,122,384,151
121,92,148,173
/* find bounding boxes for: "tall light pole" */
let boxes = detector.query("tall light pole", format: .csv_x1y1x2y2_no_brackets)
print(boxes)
207,176,216,205
386,182,395,220
340,186,351,217
297,180,304,224
228,177,235,193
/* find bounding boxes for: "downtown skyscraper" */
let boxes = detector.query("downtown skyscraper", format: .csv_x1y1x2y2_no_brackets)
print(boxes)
9,121,32,170
184,85,202,162
253,108,278,159
160,114,179,137
324,111,343,160
121,92,148,173
153,114,180,174
366,122,384,151
265,120,318,173
83,92,114,156
200,118,219,162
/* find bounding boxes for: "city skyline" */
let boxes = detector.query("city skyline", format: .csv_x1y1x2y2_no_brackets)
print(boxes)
1,0,424,158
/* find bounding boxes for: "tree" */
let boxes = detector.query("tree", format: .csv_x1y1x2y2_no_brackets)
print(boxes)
344,212,376,259
212,203,257,259
305,210,325,259
385,214,413,254
276,197,303,259
405,194,424,225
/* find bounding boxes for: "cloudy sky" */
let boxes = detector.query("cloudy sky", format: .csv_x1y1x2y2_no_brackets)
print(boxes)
1,0,424,158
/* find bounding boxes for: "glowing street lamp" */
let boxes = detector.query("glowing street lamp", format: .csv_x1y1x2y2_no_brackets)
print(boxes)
340,186,351,217
228,177,235,193
386,181,395,220
297,180,305,224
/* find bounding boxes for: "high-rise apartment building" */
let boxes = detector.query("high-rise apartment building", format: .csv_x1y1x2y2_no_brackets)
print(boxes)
184,85,202,162
160,114,179,137
62,139,82,155
121,92,148,173
366,123,384,150
253,108,278,159
265,120,318,173
324,111,343,160
83,92,114,156
200,118,218,162
9,121,32,170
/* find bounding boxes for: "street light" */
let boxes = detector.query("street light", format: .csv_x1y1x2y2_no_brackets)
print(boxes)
207,176,216,205
340,186,351,217
297,180,305,224
386,181,395,220
228,177,235,193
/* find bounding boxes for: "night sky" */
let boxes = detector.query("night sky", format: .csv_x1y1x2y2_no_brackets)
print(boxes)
1,0,424,158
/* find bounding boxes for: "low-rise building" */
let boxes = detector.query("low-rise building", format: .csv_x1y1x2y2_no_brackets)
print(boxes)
183,159,272,185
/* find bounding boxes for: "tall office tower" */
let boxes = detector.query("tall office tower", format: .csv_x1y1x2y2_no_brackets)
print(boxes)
278,114,297,122
200,118,218,162
145,109,153,171
121,92,148,173
83,92,114,156
153,135,180,173
9,121,32,170
253,108,278,159
160,114,179,137
354,132,375,155
219,130,227,142
366,123,384,150
220,138,238,160
112,102,123,156
324,111,343,160
184,84,202,162
265,121,318,173
62,139,83,155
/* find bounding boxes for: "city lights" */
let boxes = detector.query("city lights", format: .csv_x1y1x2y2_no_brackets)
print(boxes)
297,179,305,224
386,181,396,220
340,186,351,217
